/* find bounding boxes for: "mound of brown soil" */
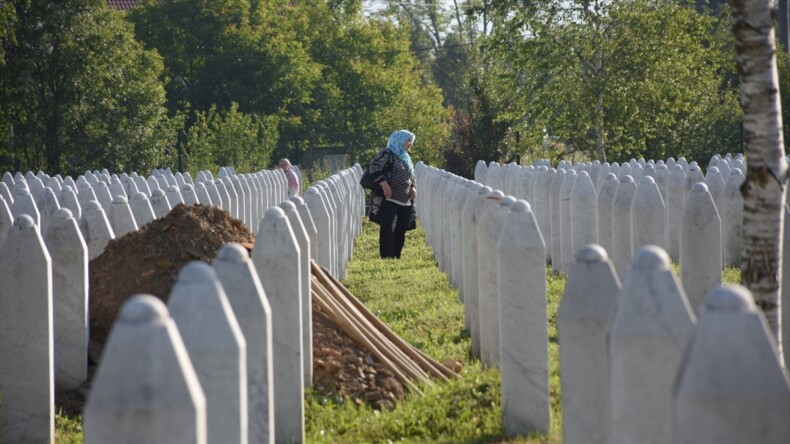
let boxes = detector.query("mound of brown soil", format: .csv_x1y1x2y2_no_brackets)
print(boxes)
312,304,405,410
88,203,255,358
56,203,404,417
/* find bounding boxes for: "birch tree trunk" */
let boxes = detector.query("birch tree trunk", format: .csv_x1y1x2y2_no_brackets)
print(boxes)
733,0,787,364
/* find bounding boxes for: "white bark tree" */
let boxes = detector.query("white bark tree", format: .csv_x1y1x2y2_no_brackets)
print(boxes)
733,0,787,364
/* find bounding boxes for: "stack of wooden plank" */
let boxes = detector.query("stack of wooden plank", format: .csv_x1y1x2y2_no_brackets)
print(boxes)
310,260,456,393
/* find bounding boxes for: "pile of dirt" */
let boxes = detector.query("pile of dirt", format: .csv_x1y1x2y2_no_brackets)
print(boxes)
56,203,405,417
312,304,405,410
88,203,255,358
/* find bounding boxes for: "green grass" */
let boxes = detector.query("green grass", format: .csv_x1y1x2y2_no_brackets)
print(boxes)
305,220,565,443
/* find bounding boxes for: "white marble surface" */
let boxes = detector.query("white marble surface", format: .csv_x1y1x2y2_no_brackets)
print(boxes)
304,186,332,273
0,215,54,444
549,169,566,272
674,285,790,444
608,246,695,444
631,176,666,252
570,171,598,260
281,200,313,389
462,184,490,358
45,208,88,391
13,184,42,227
559,170,577,273
596,173,618,258
130,192,156,228
486,195,515,368
215,243,274,444
252,207,304,444
109,195,138,238
558,245,621,444
680,182,721,312
497,200,549,436
168,262,247,444
611,176,636,279
79,200,115,260
476,189,504,367
723,169,744,267
84,295,206,444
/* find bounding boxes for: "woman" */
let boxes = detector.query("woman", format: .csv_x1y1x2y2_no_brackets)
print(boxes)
279,158,300,197
368,130,417,259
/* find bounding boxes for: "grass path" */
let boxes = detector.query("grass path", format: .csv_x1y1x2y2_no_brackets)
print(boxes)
305,220,564,443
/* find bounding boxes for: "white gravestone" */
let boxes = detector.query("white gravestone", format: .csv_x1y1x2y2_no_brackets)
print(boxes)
37,186,61,236
477,189,504,366
485,195,515,368
45,208,89,390
130,192,156,228
13,183,42,227
0,195,12,250
704,166,726,217
166,184,185,207
462,183,489,357
558,245,621,444
93,180,114,212
611,176,636,278
666,164,687,261
109,195,138,238
168,262,248,444
304,186,332,273
474,159,488,184
570,171,598,261
79,200,115,260
723,168,745,267
149,188,172,219
631,176,666,252
559,169,578,273
84,295,206,444
497,200,549,436
252,207,305,444
680,182,721,312
608,246,696,444
291,195,318,261
596,173,619,258
180,183,199,206
674,285,790,444
0,215,54,444
280,200,313,389
550,169,566,271
215,243,275,444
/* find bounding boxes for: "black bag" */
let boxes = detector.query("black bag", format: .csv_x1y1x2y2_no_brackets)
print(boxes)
368,194,384,225
405,203,417,231
359,169,382,194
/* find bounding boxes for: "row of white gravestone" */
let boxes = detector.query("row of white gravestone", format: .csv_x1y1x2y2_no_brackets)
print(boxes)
0,166,294,259
469,154,790,370
0,164,365,443
558,244,789,444
415,159,790,440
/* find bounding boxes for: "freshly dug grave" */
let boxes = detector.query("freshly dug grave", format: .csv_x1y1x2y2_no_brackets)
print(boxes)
88,203,255,359
58,203,407,416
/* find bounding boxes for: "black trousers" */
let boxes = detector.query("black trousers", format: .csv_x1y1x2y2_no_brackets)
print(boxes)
379,199,412,258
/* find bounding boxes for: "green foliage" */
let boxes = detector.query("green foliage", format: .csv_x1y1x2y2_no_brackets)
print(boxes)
487,0,741,164
181,103,278,176
0,0,175,175
129,0,452,169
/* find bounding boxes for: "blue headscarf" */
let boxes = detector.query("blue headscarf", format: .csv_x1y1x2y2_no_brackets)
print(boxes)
386,130,415,174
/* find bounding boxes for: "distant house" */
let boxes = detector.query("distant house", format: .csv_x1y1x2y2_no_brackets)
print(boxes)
106,0,142,12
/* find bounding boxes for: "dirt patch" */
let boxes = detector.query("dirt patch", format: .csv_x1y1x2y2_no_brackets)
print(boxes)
56,203,404,417
312,304,405,410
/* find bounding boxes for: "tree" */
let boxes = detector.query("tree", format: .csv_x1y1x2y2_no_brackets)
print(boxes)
733,0,787,360
487,0,741,163
0,0,174,174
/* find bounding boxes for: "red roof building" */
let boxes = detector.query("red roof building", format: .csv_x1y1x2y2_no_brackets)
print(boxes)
106,0,142,11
